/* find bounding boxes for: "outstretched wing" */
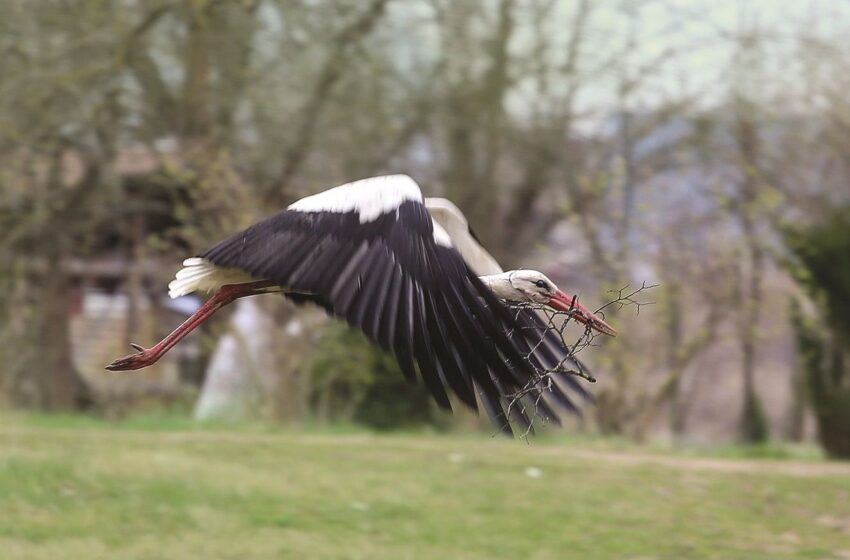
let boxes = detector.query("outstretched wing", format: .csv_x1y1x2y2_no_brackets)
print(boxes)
425,194,592,406
198,175,587,434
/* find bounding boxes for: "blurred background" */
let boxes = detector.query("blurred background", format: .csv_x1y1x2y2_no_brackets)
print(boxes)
2,0,850,453
2,1,850,557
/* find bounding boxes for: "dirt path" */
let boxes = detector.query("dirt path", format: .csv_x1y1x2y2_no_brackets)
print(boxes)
557,448,850,477
2,425,849,478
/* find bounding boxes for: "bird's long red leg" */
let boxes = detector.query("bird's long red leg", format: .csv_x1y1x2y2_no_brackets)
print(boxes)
105,280,278,371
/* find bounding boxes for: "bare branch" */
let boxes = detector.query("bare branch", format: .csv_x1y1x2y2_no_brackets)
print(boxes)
595,281,660,318
270,0,392,199
499,281,657,434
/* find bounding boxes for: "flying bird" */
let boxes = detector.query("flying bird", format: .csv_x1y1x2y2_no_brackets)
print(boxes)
106,175,615,434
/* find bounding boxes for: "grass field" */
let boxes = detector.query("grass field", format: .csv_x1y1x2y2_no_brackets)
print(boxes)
0,414,848,560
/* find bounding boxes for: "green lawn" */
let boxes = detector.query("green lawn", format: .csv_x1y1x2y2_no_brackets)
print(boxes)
0,415,848,560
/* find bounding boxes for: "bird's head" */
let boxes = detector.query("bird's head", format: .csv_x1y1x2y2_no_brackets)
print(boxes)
505,270,617,337
506,270,559,305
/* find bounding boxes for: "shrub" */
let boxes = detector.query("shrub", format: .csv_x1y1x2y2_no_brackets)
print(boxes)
307,323,443,430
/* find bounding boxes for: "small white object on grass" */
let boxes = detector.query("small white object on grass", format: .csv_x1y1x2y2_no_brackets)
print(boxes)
447,453,464,463
525,466,543,479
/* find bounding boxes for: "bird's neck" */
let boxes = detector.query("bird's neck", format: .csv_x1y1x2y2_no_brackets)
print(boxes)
479,272,516,300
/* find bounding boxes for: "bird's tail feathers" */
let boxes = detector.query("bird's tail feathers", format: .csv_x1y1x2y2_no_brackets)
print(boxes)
167,258,253,298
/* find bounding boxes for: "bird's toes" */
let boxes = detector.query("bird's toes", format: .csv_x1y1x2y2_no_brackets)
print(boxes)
105,354,141,371
105,345,153,371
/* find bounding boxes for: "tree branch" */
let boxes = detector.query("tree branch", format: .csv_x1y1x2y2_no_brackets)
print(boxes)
270,0,392,199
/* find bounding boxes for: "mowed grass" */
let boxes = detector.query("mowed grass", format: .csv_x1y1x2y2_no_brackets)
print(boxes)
0,415,848,560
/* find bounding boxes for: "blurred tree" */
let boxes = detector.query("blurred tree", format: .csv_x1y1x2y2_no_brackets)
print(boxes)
0,0,258,408
3,0,849,443
632,236,731,440
0,0,124,407
785,210,850,459
725,25,776,444
559,1,716,437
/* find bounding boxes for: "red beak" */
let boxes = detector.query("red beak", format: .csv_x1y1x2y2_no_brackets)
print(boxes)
547,290,617,337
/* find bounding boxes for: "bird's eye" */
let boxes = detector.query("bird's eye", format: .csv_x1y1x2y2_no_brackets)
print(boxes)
535,280,547,289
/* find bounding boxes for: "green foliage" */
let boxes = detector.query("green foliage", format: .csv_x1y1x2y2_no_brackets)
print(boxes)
785,209,850,459
307,323,442,430
786,211,850,340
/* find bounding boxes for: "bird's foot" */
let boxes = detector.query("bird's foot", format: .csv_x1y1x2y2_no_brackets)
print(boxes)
105,343,158,371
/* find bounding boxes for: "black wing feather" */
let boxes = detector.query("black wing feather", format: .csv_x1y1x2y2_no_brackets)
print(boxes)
198,200,589,433
391,275,418,384
410,280,452,409
376,264,402,351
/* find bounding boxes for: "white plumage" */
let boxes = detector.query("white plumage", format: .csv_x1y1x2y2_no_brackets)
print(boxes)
168,258,253,299
288,174,422,223
424,197,501,275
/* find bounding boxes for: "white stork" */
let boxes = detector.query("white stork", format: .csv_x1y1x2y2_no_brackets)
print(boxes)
106,175,615,434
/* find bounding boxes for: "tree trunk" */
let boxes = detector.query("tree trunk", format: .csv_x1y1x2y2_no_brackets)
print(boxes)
181,0,211,138
37,262,89,410
784,358,806,442
736,237,769,443
729,93,770,443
